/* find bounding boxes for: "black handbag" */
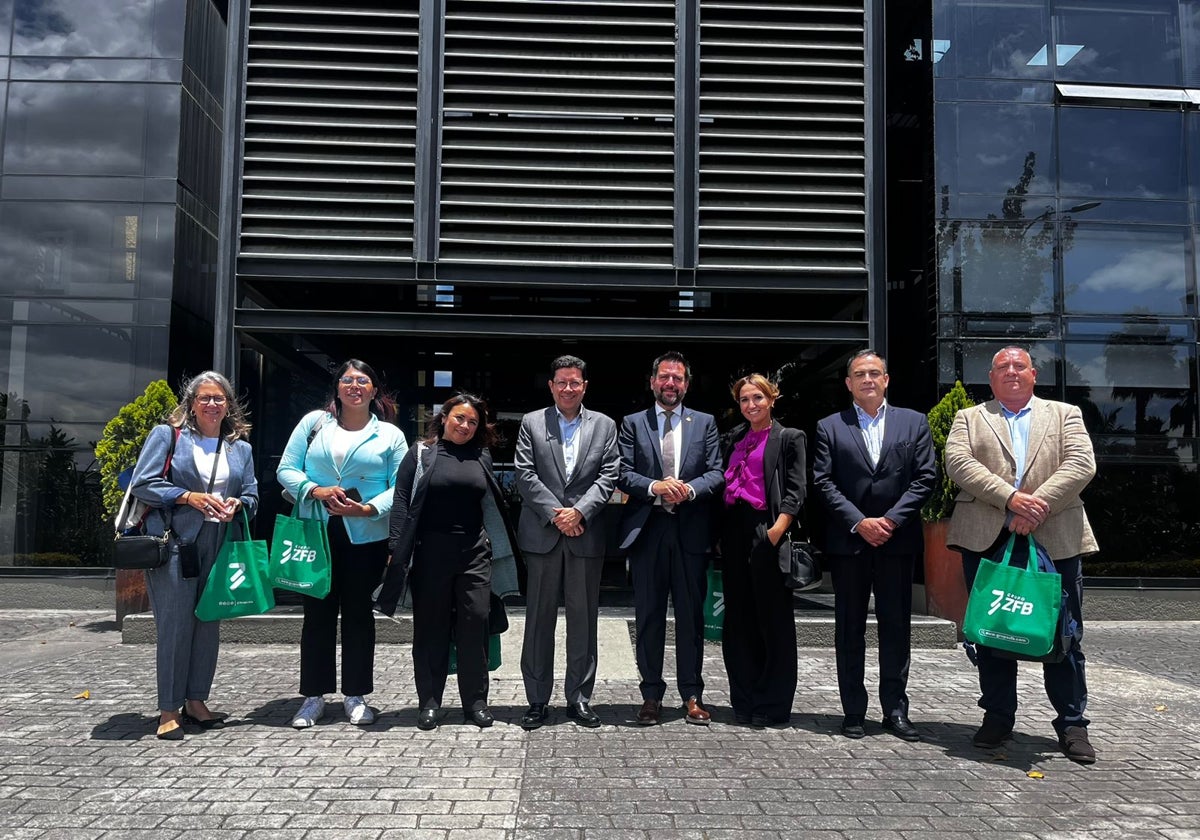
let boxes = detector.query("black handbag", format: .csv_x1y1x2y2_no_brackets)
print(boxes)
113,532,173,570
782,535,822,590
111,426,180,571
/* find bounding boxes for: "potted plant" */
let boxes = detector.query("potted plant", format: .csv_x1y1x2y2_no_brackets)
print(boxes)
94,380,177,623
921,381,974,627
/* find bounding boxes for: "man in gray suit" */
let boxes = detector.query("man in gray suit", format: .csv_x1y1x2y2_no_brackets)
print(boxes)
515,355,620,729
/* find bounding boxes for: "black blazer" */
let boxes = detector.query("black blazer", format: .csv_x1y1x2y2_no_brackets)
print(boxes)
720,419,807,524
375,440,521,615
812,405,936,556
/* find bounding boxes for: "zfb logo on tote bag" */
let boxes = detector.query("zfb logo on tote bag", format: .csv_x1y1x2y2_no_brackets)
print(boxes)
269,500,332,599
962,534,1061,658
194,511,275,622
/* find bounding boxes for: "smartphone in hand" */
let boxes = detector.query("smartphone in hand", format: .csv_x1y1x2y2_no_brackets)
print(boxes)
343,487,362,503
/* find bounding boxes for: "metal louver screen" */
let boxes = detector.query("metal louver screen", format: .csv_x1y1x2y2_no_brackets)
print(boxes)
239,0,419,261
698,1,867,273
438,0,676,267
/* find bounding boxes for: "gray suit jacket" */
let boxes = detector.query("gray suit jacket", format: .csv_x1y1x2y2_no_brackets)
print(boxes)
945,396,1098,560
130,424,259,543
514,406,620,557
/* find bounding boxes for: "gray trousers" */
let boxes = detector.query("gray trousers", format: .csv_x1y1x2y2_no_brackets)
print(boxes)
520,541,604,705
145,522,225,711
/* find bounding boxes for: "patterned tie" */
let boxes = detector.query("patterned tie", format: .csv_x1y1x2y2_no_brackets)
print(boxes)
661,410,676,512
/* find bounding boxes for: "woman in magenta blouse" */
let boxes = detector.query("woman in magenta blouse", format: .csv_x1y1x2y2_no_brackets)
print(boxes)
719,373,807,726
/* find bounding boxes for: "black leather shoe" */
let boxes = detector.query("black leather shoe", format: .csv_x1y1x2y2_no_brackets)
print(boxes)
465,707,494,728
840,716,865,739
417,708,439,731
882,714,921,742
972,715,1013,749
566,701,602,728
520,703,549,730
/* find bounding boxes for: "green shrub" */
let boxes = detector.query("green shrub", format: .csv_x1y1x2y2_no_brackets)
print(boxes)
922,381,975,522
94,380,178,515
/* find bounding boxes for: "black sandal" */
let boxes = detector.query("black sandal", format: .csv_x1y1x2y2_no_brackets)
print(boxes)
180,706,229,730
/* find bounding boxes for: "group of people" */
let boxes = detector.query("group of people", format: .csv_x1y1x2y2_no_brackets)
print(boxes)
128,345,1098,765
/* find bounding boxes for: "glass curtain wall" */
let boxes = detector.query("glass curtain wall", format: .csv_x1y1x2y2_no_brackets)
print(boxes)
0,0,212,567
934,0,1200,575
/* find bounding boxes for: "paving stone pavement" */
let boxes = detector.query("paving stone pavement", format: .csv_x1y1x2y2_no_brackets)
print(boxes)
1,610,1198,840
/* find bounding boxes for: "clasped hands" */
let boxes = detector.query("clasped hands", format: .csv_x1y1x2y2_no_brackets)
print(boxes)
187,492,239,522
1007,490,1050,536
651,477,692,506
312,485,372,517
856,516,895,548
552,507,584,537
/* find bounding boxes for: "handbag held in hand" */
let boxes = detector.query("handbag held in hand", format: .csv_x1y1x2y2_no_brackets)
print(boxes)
194,510,275,621
962,533,1062,660
268,499,332,599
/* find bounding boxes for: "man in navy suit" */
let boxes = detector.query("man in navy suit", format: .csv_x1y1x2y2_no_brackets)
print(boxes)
617,351,724,726
813,349,936,742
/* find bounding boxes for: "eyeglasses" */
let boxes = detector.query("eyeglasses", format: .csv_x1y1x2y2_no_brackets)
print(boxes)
195,395,227,405
339,376,372,386
552,380,585,391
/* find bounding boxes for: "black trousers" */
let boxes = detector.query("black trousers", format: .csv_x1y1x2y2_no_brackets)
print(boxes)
630,511,707,703
828,549,914,720
299,517,389,697
962,532,1089,734
720,503,797,721
410,529,492,712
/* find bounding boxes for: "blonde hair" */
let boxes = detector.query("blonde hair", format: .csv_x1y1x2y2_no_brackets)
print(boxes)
730,373,780,402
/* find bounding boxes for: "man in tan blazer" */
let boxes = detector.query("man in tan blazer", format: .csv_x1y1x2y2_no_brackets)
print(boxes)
945,346,1098,764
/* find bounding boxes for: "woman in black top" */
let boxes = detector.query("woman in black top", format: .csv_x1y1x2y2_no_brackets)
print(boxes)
379,393,519,731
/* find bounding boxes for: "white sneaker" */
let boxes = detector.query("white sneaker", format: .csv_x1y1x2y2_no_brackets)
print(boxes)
344,695,374,726
291,696,326,729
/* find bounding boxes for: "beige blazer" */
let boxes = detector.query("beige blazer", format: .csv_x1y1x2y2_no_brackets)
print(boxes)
945,396,1098,560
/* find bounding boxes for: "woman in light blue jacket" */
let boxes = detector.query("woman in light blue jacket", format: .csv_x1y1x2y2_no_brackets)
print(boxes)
130,371,259,741
277,359,408,729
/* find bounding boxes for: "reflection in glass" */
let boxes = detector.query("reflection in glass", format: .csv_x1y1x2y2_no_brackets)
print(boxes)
0,201,175,298
12,0,154,57
0,0,13,58
1065,340,1193,439
1063,227,1189,315
4,81,179,176
939,219,1053,313
936,103,1053,196
1053,0,1181,87
1082,464,1200,574
1059,107,1185,200
933,0,1049,80
0,322,168,426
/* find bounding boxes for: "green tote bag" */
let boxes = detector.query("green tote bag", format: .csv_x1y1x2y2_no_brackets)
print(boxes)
195,510,276,621
268,500,332,599
702,564,724,642
962,533,1061,659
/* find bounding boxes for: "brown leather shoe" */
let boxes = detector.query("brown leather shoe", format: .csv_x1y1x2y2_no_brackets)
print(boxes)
636,699,662,726
684,697,710,726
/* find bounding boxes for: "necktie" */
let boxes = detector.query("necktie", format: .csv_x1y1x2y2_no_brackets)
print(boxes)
661,410,676,512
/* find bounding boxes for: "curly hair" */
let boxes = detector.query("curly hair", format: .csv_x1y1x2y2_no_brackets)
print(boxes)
167,371,252,441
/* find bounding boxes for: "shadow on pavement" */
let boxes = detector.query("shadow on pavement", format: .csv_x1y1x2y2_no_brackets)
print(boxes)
90,712,156,741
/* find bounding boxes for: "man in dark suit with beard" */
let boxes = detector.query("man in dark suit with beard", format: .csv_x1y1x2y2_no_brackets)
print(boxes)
617,351,724,727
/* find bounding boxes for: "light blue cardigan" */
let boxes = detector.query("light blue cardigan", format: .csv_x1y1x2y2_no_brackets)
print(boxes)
276,409,409,545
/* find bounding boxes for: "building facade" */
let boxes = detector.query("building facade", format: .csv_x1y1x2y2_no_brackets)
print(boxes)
0,0,1195,580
